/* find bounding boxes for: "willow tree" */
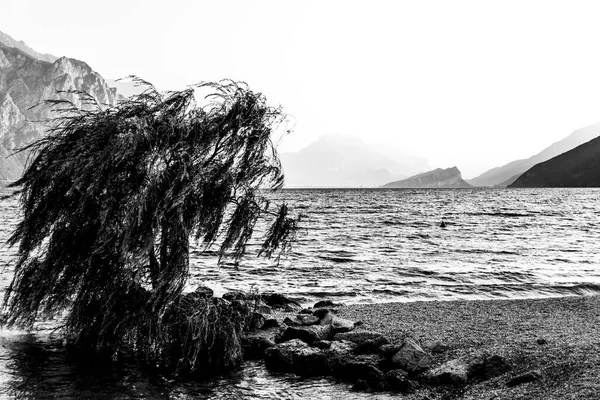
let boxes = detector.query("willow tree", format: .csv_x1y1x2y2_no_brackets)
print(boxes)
2,80,298,375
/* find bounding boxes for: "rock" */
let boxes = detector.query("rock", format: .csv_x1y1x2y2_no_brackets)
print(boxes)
391,338,432,373
262,318,280,329
385,369,419,393
334,331,389,347
283,317,300,327
241,335,276,359
318,311,355,333
264,339,328,376
276,325,333,344
193,285,214,298
262,293,302,310
379,344,404,358
325,340,357,360
299,308,313,314
313,340,332,350
257,304,272,314
352,379,370,391
248,312,266,330
314,300,336,308
425,358,469,385
507,370,542,387
223,290,249,301
354,338,391,355
426,341,449,354
426,353,511,385
312,308,332,319
536,337,547,345
297,314,320,326
467,354,511,382
331,357,387,391
231,299,249,313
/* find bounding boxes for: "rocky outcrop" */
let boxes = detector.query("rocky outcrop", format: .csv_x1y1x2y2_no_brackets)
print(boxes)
509,136,600,187
381,166,472,188
0,37,119,182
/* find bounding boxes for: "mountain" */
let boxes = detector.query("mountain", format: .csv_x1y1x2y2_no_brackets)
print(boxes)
509,136,600,188
0,30,58,63
381,166,472,188
0,34,119,181
468,122,600,187
279,134,428,187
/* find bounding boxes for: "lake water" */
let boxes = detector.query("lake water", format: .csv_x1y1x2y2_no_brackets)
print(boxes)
0,188,599,398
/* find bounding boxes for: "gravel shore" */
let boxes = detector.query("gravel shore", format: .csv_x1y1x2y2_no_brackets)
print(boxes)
335,295,600,399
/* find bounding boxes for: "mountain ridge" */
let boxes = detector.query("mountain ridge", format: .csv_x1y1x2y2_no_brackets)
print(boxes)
468,122,600,187
0,32,120,181
509,136,600,188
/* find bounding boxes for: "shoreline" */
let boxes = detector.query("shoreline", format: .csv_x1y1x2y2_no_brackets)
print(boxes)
327,294,600,399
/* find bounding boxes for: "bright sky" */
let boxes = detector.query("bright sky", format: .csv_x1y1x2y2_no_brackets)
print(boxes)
2,0,600,178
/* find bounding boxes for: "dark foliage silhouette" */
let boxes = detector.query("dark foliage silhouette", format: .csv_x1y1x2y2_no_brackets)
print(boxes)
2,79,298,374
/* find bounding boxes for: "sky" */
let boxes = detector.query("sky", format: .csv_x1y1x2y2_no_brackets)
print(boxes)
2,0,600,178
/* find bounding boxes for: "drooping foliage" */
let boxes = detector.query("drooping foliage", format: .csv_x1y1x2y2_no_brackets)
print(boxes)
2,79,298,373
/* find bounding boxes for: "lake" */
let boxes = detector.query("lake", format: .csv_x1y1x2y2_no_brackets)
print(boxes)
0,188,599,398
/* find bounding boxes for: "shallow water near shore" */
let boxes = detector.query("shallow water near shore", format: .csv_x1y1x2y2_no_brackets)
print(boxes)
0,188,599,398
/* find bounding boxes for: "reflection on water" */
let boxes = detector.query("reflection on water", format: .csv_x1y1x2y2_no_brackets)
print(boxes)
0,330,399,399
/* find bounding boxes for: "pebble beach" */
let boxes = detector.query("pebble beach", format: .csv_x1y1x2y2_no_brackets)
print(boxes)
335,295,600,399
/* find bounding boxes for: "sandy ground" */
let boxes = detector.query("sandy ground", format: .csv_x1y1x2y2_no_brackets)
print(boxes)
333,295,600,400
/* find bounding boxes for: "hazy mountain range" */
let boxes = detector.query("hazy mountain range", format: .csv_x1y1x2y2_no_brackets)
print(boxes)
468,122,600,187
1,29,599,188
0,30,120,181
279,135,430,188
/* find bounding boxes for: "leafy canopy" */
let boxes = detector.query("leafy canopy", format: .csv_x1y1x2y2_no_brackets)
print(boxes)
3,80,297,363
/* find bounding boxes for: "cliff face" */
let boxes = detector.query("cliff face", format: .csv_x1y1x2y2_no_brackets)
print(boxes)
381,166,472,188
0,41,119,181
509,136,600,188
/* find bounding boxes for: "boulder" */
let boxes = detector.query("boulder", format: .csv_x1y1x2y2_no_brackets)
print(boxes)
314,300,337,308
507,370,542,387
334,331,389,347
241,335,276,359
264,339,328,376
299,308,313,315
248,312,266,330
331,356,387,391
313,340,332,350
223,290,249,301
283,317,300,327
426,341,449,354
385,369,419,393
257,304,272,314
391,338,432,373
297,314,320,326
318,311,355,333
262,318,280,329
468,354,511,382
276,325,333,344
425,358,469,385
426,353,511,386
193,285,214,299
379,343,404,359
262,293,302,310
